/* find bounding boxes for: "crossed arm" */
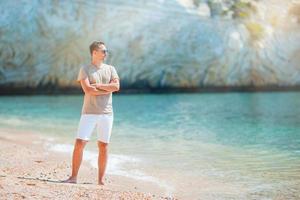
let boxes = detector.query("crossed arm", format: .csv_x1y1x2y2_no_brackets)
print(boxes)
91,78,120,92
80,78,111,96
80,78,120,96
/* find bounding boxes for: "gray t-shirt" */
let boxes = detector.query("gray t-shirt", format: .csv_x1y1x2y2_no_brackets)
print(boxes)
77,63,119,114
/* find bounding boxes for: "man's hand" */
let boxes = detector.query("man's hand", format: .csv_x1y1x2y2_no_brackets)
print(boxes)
92,79,120,92
80,78,111,96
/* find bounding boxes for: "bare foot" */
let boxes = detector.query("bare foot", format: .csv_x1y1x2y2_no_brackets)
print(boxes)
98,180,105,185
61,177,77,184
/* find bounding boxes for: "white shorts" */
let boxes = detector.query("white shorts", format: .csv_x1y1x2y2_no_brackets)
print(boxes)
76,114,113,143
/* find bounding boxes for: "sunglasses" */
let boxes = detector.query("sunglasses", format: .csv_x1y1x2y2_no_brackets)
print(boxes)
98,49,108,54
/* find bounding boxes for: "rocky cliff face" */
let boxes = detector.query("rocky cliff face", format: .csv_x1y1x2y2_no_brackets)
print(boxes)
0,0,299,92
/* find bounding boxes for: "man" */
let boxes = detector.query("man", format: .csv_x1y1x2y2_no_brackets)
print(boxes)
62,41,120,185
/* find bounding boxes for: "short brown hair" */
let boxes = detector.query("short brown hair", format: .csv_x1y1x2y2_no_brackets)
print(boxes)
89,41,105,55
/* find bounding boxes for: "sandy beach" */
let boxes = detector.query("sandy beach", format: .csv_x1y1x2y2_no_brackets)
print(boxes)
0,128,176,200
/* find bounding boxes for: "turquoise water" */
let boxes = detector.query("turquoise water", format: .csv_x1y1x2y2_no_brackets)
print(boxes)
0,92,300,199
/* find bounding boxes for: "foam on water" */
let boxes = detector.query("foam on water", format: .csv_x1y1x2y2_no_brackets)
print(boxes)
0,116,28,126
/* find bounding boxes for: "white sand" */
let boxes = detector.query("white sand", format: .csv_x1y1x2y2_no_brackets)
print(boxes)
0,129,177,200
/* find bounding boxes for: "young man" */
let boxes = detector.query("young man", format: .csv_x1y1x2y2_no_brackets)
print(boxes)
62,41,120,185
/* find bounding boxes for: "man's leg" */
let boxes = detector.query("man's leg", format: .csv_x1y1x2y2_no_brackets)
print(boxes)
97,141,108,185
62,139,88,183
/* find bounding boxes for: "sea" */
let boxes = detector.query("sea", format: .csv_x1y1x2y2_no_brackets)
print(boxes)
0,92,299,199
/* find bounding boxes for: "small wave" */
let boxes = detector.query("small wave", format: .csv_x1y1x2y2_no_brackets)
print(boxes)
0,116,28,126
48,143,72,153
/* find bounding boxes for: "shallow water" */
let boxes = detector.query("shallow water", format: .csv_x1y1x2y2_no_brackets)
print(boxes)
0,92,300,199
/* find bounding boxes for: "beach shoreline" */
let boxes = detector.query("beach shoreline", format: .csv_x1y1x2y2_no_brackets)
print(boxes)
0,128,176,200
1,85,300,95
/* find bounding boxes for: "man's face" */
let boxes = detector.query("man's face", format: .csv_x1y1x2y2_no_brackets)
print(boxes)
93,44,108,60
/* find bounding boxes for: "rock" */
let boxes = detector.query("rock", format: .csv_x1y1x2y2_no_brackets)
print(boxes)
0,0,299,92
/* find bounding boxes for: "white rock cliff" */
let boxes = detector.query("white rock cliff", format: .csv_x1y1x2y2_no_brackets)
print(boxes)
0,0,299,92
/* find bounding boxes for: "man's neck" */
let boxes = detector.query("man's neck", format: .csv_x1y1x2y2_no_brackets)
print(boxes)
91,59,103,68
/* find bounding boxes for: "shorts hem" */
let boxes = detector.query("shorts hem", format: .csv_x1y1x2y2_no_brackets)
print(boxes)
97,139,110,144
76,137,90,141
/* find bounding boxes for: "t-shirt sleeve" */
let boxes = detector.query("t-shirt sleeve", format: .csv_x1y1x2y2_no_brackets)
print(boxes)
110,66,119,81
77,67,88,82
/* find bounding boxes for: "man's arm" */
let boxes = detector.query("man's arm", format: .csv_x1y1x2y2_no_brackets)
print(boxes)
92,78,120,92
80,78,111,96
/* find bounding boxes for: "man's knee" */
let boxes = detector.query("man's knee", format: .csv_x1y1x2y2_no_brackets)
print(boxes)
98,141,108,151
75,139,87,150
